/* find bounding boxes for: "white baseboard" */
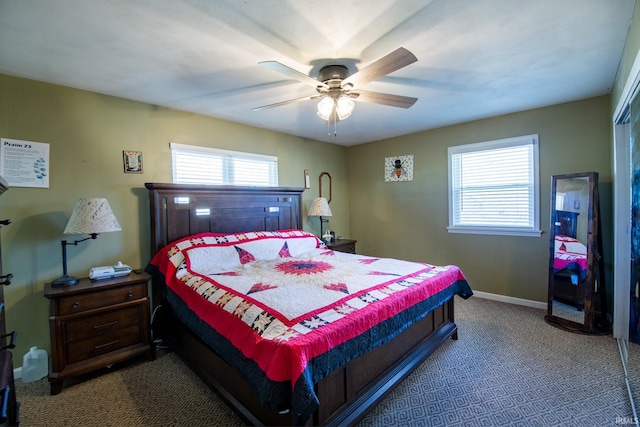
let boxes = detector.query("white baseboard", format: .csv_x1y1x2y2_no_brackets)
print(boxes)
471,290,547,310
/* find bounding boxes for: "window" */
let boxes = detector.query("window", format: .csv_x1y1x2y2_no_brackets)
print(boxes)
170,143,278,186
448,134,541,237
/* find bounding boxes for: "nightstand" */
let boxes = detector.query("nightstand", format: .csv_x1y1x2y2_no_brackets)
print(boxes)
44,271,154,395
326,239,357,254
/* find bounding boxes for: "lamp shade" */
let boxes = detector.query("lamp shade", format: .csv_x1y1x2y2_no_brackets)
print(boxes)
308,197,332,217
63,198,122,235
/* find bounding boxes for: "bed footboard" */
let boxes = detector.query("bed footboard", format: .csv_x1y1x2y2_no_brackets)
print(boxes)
153,295,457,426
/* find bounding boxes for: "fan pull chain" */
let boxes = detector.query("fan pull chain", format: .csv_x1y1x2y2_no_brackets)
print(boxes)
325,107,337,139
325,105,339,139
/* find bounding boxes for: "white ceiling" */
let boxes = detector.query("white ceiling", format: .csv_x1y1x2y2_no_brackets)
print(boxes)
0,0,635,146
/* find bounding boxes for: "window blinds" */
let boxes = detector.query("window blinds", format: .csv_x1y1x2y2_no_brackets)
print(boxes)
448,135,540,236
170,143,278,187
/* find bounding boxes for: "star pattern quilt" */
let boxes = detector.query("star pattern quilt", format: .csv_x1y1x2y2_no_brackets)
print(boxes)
148,230,472,424
553,234,588,282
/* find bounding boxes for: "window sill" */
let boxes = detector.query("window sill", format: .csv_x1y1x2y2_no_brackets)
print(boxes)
447,227,543,237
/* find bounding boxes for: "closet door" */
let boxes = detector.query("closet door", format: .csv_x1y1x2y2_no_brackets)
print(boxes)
631,91,640,343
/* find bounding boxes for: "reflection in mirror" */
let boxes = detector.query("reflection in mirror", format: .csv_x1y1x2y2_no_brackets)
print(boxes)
545,172,610,334
552,177,589,324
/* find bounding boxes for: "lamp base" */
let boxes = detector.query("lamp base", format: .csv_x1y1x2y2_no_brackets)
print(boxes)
51,275,79,287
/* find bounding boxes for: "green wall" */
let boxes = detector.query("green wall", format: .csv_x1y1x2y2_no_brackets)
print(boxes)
346,96,612,303
0,74,349,360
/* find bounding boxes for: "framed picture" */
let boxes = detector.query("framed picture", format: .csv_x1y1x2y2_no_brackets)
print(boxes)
123,150,143,174
384,154,414,182
304,169,310,189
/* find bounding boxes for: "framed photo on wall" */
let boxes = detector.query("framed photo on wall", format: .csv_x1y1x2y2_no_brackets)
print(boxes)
384,154,414,182
123,150,143,174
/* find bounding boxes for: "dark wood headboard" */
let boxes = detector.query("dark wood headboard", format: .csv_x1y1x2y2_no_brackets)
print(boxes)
554,210,579,238
145,183,304,256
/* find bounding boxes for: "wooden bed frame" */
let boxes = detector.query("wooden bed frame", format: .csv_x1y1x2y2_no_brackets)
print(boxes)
145,183,460,426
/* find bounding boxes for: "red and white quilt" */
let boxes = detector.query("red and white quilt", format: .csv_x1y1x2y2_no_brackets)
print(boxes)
553,234,587,281
150,229,472,415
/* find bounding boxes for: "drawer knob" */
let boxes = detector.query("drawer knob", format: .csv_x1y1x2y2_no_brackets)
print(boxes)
72,302,79,309
0,274,12,286
127,291,134,298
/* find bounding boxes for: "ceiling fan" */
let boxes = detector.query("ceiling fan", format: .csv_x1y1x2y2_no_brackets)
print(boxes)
253,47,418,125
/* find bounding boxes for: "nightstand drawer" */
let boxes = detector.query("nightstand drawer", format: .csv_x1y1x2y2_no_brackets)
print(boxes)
334,242,355,253
57,283,146,315
326,239,357,254
66,325,142,364
64,305,141,342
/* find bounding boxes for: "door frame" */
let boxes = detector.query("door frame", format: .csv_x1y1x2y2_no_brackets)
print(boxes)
613,47,640,422
613,48,640,340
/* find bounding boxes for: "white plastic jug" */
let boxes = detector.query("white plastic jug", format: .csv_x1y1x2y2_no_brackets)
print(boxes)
22,346,48,383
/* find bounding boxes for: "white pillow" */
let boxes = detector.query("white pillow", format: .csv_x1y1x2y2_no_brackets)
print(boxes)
185,245,241,274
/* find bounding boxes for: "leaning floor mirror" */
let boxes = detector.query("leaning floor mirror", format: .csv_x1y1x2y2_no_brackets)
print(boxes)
545,172,610,334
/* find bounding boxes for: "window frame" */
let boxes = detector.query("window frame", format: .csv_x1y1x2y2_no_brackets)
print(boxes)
447,134,542,237
170,142,278,187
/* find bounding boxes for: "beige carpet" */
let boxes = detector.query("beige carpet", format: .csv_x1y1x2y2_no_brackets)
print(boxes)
16,349,244,427
16,297,635,426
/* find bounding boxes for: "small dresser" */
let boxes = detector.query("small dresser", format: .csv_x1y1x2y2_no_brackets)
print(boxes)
0,176,18,426
44,271,154,394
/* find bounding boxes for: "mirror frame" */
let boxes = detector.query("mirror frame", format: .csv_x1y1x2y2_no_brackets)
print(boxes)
545,171,609,334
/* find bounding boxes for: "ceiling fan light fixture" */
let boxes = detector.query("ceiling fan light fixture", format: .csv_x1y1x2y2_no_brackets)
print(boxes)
317,96,334,121
336,95,355,120
256,47,419,136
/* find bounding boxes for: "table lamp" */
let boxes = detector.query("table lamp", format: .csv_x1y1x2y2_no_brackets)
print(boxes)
51,198,122,287
308,197,332,239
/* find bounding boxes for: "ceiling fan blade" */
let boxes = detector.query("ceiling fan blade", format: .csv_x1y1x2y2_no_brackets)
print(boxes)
353,90,418,109
252,94,321,111
259,61,329,89
343,47,417,88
